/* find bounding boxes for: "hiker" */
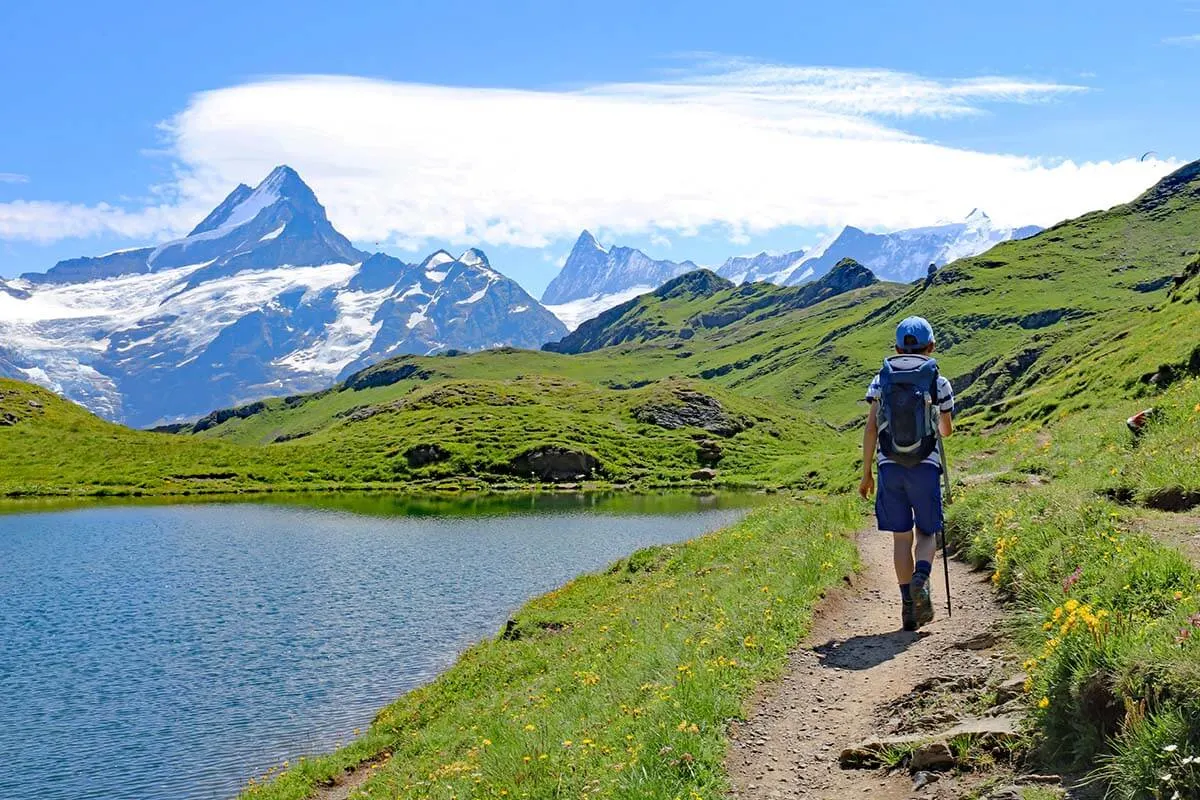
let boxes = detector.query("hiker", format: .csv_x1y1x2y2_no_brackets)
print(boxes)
858,316,954,631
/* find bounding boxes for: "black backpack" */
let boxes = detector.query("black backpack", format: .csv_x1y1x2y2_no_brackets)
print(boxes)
876,354,940,467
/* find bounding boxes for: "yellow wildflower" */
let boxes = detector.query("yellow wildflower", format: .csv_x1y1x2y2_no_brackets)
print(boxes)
1038,697,1050,709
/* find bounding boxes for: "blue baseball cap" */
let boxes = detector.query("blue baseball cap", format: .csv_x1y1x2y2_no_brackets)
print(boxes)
895,316,935,349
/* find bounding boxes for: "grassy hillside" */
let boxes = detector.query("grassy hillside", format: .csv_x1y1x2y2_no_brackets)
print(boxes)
3,162,1199,499
196,162,1200,490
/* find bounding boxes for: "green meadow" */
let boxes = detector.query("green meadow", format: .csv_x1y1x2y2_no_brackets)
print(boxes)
3,162,1200,798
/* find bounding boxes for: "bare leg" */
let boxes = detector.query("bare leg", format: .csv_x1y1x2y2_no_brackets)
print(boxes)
892,530,915,584
914,528,937,567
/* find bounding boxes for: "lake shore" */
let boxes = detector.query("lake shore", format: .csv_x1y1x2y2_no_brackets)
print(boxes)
236,498,861,799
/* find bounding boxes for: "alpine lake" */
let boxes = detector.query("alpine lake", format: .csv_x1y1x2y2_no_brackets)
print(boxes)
0,490,766,800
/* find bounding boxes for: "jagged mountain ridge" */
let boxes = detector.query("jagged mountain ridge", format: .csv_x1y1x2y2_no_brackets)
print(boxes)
716,249,811,285
789,210,1041,286
541,230,701,305
0,167,565,426
539,213,1041,318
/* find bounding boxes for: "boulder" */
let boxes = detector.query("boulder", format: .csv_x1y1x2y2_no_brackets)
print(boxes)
838,734,925,768
985,787,1022,800
509,447,600,482
954,630,1000,650
696,439,723,465
910,742,956,771
994,674,1029,704
404,443,450,468
912,771,939,791
942,714,1022,745
690,468,718,481
840,715,1021,770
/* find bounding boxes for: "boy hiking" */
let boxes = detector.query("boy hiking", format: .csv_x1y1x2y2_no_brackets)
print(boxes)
858,317,954,631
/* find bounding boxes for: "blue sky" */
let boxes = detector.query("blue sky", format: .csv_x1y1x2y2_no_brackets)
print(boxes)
1,0,1197,295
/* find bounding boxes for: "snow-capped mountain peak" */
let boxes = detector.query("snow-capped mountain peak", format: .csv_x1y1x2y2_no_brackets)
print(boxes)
421,250,457,270
542,208,1042,326
458,247,488,268
575,229,607,255
2,167,566,426
542,230,692,306
146,165,361,280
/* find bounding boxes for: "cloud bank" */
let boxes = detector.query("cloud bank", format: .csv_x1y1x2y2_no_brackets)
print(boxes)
0,62,1179,248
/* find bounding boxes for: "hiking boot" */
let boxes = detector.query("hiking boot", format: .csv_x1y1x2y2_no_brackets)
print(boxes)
911,574,935,627
901,599,918,631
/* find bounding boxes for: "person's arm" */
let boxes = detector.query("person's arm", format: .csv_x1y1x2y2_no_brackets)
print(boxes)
859,401,878,499
938,410,953,438
937,377,954,438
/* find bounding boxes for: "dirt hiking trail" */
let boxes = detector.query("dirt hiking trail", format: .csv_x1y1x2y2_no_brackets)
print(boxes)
728,527,1019,800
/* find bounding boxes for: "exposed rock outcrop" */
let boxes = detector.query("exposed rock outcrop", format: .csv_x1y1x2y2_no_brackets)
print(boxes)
508,447,600,482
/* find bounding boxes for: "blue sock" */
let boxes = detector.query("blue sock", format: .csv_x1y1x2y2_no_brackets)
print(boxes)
913,560,932,587
900,583,911,601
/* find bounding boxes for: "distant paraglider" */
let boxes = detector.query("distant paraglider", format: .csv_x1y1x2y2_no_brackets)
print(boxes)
1140,150,1159,162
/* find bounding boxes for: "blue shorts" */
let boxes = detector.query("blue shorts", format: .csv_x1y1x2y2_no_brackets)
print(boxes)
876,462,943,535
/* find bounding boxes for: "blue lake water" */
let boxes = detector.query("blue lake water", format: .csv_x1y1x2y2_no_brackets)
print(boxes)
0,492,759,800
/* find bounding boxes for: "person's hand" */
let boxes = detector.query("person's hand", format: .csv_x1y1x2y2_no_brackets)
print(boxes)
858,471,875,500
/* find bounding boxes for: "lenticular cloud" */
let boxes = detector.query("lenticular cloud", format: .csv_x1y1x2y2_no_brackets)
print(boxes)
0,63,1180,247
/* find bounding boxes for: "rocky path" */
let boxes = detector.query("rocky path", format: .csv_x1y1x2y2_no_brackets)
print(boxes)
727,528,1018,800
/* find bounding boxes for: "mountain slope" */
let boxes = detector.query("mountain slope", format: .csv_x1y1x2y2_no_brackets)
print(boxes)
715,249,809,285
543,259,877,355
1,167,565,426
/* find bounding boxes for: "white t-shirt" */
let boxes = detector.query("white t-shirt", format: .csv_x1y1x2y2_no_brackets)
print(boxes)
865,372,954,467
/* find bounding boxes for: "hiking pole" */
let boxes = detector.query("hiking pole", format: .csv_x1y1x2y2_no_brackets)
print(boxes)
936,429,953,618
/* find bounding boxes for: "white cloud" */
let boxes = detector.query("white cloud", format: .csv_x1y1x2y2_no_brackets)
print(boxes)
0,61,1181,249
1163,34,1200,45
0,173,29,184
0,199,198,243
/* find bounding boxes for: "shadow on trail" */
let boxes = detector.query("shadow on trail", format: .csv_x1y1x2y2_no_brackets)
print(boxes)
812,630,929,670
